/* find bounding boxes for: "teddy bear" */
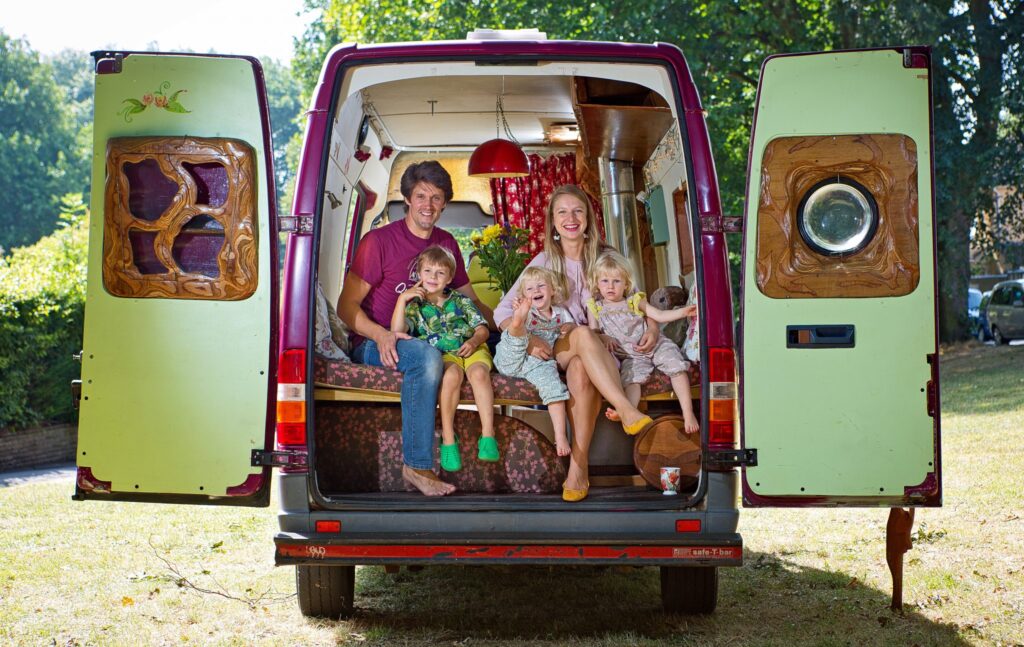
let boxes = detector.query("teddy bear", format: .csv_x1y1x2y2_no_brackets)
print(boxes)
648,284,689,346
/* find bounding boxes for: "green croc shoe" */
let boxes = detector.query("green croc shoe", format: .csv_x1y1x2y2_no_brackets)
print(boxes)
477,436,500,462
440,442,462,472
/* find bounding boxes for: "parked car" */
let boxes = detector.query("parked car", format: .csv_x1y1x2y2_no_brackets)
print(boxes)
72,34,942,618
987,279,1024,344
976,290,993,342
968,287,983,337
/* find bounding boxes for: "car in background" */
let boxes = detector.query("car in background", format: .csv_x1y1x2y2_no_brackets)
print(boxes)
976,291,993,342
987,279,1024,344
968,288,983,339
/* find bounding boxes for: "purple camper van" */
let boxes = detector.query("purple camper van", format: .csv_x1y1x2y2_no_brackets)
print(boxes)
74,30,941,617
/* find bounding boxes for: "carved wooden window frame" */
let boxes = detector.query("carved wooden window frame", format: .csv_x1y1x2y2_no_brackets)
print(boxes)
103,136,258,300
755,134,920,299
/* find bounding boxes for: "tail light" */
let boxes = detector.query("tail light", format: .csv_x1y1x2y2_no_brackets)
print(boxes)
277,348,307,446
707,347,738,447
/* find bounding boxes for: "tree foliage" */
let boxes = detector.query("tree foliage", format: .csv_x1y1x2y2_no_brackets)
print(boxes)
262,57,304,213
293,0,1021,340
0,33,88,252
0,194,89,430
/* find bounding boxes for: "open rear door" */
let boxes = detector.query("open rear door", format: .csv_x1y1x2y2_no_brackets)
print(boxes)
740,48,940,506
75,52,277,505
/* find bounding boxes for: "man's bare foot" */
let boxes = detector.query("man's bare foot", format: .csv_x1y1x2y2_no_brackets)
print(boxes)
402,465,456,496
554,434,571,457
604,407,621,422
683,412,699,435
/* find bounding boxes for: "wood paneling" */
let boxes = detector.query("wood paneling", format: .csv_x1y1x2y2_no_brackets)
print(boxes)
756,134,919,298
577,104,673,163
103,137,258,300
673,187,695,278
632,415,701,491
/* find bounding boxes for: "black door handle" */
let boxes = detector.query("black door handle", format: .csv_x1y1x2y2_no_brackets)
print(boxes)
786,325,855,348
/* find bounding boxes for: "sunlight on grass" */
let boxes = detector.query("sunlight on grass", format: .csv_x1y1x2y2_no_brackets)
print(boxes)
1,343,1021,646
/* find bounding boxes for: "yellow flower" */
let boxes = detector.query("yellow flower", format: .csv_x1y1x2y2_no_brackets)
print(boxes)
470,229,483,243
480,224,502,245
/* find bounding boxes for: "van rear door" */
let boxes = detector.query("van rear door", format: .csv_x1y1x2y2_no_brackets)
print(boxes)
740,48,940,506
75,52,277,506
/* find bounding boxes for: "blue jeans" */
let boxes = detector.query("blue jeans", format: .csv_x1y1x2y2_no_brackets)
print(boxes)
352,337,443,470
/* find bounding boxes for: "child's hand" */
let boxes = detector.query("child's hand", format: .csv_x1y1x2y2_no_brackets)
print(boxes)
599,333,620,354
680,304,697,318
558,322,577,336
455,339,480,358
511,297,532,324
399,281,427,303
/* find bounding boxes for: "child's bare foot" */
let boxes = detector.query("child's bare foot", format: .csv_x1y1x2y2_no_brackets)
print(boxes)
554,434,571,457
604,407,621,422
683,412,699,434
402,465,456,496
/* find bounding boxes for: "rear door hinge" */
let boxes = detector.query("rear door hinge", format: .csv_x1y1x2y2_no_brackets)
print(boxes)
251,449,308,468
708,448,757,468
278,215,313,233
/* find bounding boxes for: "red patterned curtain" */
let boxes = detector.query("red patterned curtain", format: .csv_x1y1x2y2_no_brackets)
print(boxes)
490,152,604,260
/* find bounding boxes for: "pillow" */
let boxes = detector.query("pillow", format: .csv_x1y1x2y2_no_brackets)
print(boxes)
315,283,351,361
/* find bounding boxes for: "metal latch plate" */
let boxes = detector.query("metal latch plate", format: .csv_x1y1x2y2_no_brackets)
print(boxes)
251,449,308,468
708,448,758,467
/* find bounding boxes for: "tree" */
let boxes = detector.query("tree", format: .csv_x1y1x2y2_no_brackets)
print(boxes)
262,58,304,213
0,33,88,252
292,0,1023,340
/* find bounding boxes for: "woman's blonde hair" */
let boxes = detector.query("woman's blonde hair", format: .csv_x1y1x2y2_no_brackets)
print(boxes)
543,185,608,296
588,250,635,297
517,266,567,305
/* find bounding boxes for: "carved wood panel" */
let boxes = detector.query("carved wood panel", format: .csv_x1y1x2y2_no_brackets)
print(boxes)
103,137,258,300
756,134,919,298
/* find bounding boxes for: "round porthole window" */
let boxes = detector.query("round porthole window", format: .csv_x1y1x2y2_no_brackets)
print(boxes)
796,177,879,256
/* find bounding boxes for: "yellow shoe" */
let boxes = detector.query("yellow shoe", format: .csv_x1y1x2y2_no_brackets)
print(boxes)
562,480,589,502
622,415,654,436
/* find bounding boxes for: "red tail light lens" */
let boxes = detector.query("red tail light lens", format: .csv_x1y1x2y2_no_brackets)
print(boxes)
707,347,737,448
276,349,307,447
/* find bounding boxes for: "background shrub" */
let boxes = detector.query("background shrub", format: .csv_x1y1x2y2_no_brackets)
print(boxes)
0,195,88,430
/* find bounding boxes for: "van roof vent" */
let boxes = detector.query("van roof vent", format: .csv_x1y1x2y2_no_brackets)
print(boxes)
467,28,547,41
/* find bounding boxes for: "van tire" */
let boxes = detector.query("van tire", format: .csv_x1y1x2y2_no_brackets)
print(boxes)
296,565,355,619
660,566,718,614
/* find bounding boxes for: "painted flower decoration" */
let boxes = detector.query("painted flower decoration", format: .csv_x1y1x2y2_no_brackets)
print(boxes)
119,81,190,122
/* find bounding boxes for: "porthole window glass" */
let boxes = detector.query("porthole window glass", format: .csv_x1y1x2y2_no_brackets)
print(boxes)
797,177,879,256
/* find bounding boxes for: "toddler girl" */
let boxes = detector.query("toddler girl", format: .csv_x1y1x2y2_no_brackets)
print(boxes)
392,245,496,472
493,266,575,456
586,251,699,434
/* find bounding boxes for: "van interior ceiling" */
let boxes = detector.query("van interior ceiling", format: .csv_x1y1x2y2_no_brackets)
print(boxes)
312,60,701,505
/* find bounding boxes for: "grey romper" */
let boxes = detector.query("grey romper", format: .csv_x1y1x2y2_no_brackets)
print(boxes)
587,292,691,386
493,305,572,405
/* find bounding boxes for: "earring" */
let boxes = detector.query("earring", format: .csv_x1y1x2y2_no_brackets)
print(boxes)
552,233,560,241
584,232,589,240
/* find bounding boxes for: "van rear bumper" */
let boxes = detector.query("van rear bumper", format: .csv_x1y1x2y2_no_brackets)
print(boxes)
274,535,742,567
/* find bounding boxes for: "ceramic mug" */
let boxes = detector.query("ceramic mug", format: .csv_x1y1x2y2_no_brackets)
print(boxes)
660,466,681,495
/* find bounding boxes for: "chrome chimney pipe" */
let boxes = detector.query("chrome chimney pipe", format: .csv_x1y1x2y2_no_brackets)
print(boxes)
599,158,644,291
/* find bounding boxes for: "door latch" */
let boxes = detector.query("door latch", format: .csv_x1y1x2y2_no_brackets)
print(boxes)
707,448,757,468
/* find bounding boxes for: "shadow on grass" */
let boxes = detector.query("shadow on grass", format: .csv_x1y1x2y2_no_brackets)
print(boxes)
316,554,970,646
940,344,1024,416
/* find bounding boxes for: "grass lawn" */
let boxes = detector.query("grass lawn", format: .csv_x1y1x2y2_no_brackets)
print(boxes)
1,343,1021,646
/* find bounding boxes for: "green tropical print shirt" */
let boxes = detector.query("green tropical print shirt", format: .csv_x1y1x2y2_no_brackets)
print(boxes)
405,291,486,353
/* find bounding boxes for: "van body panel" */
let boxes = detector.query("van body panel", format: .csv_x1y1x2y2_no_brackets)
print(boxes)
740,49,940,506
76,53,277,505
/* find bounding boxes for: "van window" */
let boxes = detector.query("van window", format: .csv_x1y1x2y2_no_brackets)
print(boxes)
102,136,258,300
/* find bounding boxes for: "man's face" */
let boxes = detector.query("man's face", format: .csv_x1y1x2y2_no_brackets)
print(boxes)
404,182,447,236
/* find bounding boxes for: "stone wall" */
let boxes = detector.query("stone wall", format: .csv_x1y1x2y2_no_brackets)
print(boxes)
0,424,77,472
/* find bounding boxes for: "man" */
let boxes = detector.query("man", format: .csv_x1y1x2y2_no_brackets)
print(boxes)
338,161,494,496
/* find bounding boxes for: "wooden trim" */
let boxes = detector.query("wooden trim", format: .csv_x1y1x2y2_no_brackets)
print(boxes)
313,385,700,403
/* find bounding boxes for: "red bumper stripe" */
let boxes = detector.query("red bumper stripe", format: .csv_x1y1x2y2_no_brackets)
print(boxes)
277,544,741,561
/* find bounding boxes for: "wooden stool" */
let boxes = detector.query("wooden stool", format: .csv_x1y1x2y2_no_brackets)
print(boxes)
632,415,701,491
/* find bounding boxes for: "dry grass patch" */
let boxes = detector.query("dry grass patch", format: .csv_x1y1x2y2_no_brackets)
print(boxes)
1,342,1021,646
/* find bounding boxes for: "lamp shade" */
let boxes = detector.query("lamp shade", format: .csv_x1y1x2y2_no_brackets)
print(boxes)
467,138,530,178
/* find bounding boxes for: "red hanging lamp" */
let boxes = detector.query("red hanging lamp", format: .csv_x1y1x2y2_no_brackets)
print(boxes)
468,95,530,178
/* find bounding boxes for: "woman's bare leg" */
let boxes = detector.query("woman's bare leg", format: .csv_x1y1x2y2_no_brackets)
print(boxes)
439,363,464,445
466,362,495,438
564,357,600,491
556,327,648,429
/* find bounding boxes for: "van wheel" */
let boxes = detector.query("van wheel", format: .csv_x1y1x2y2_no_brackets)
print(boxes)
296,565,355,619
992,326,1008,345
660,566,718,614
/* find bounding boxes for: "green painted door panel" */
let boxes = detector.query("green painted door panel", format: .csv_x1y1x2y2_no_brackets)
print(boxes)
76,53,276,505
740,49,941,506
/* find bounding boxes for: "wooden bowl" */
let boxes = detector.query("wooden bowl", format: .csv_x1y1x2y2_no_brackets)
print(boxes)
632,415,701,491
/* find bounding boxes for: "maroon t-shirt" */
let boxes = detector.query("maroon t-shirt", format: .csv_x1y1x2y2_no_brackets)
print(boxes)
347,219,469,347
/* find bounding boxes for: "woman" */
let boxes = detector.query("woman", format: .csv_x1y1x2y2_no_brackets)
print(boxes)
494,185,659,501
